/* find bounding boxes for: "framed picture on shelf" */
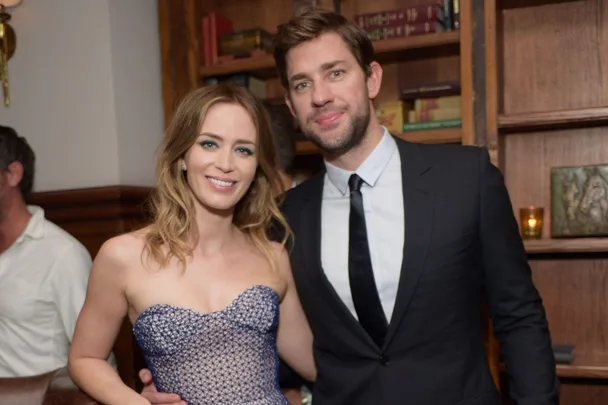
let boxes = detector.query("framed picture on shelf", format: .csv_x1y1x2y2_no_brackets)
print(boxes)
550,164,608,237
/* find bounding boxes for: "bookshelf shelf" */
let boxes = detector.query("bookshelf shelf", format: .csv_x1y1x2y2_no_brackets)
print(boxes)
557,363,608,380
500,354,608,379
200,53,276,79
498,107,608,133
524,238,608,254
295,128,462,155
400,127,461,144
199,31,461,79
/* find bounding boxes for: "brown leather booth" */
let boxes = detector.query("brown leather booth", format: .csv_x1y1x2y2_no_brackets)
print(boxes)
0,367,98,405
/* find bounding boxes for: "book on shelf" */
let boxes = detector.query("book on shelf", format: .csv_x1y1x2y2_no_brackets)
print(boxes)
203,73,266,99
365,21,445,41
218,28,274,59
355,4,445,28
400,81,461,101
201,12,233,67
354,1,459,34
553,345,574,365
414,94,461,110
201,14,274,67
376,101,408,134
409,106,461,122
402,118,462,132
377,94,462,133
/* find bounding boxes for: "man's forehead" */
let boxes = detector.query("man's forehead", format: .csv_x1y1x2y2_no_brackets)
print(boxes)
286,33,353,73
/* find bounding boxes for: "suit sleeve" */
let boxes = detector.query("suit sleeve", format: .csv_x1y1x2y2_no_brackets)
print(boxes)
477,147,559,405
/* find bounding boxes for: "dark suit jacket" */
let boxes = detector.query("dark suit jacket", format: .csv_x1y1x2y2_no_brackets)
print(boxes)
278,137,558,405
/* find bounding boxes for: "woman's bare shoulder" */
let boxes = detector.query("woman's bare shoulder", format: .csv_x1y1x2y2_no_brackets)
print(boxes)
269,241,292,278
269,240,289,260
95,227,151,269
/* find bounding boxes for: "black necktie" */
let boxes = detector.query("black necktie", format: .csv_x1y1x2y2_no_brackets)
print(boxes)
348,173,388,347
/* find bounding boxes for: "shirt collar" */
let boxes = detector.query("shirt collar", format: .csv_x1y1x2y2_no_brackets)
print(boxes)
325,126,397,196
15,205,46,244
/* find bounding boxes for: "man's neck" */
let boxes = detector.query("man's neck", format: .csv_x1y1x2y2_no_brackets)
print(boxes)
324,119,385,172
0,200,32,254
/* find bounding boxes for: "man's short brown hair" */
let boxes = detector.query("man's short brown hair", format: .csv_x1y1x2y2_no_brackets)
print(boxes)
273,8,375,90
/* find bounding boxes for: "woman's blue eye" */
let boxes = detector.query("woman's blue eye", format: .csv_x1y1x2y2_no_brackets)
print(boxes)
199,140,217,148
236,147,254,156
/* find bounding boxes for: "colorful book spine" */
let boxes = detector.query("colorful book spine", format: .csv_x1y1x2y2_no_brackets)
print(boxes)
402,118,462,131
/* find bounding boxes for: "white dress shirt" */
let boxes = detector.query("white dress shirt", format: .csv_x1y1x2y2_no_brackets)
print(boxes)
0,206,104,377
321,128,404,322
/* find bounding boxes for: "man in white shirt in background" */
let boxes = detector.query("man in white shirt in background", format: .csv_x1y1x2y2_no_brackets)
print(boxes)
0,125,111,378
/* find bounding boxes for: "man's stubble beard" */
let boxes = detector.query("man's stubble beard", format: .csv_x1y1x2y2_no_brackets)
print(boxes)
303,102,371,156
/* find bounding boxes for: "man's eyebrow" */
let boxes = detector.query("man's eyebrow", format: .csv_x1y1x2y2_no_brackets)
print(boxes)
288,60,346,84
320,60,345,71
288,72,310,84
199,132,255,145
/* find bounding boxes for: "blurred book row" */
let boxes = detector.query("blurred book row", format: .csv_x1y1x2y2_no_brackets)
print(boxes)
200,2,460,67
377,81,462,133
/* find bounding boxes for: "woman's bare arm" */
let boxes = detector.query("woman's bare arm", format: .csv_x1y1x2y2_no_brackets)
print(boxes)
275,244,317,382
68,236,149,405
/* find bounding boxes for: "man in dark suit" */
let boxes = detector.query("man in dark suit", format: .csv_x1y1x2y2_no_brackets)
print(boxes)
270,8,558,405
141,8,558,405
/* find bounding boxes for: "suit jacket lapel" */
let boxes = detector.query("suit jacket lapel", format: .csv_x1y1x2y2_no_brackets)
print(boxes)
384,138,435,348
298,171,378,350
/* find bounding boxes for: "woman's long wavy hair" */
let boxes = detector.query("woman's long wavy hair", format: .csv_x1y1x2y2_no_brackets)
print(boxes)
143,84,292,274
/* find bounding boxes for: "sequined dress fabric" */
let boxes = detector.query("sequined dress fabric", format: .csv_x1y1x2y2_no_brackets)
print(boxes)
133,285,289,405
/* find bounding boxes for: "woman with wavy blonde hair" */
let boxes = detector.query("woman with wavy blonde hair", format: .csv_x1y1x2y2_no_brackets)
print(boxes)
68,84,316,405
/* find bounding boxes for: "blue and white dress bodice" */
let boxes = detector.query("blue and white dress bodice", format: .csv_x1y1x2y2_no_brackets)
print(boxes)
133,285,289,405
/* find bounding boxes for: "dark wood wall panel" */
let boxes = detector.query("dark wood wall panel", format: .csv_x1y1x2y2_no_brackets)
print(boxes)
501,0,608,114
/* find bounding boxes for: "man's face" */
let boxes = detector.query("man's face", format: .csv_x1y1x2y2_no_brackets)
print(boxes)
284,32,382,155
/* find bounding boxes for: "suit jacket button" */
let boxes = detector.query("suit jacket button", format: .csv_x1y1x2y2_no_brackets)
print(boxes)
379,355,389,366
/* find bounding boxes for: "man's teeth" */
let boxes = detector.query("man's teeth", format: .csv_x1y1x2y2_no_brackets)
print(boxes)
209,178,234,187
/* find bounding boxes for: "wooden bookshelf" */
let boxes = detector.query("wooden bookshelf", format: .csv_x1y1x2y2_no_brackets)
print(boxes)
485,0,608,403
524,238,608,254
498,107,608,133
199,31,460,79
295,128,462,155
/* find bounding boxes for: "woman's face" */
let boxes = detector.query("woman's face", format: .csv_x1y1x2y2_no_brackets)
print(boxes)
182,102,258,213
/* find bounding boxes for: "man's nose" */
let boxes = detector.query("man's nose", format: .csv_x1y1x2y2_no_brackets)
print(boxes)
311,82,334,107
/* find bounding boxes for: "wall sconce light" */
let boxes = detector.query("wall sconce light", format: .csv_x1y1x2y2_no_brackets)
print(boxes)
0,0,22,107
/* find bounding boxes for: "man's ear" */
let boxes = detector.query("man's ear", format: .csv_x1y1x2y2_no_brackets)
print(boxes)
6,161,24,188
284,92,296,118
366,61,383,99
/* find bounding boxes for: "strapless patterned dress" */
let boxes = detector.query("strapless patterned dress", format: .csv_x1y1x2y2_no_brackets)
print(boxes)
133,285,289,405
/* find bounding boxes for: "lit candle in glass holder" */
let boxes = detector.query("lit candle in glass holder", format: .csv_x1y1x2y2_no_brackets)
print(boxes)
519,206,544,239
